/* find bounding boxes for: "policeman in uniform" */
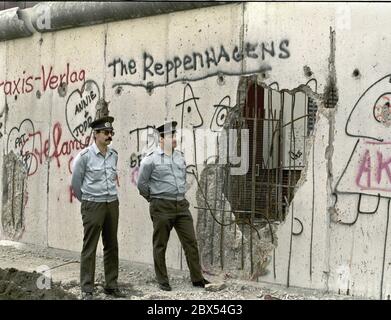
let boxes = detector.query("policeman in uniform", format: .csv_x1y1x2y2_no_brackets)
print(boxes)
137,121,209,291
71,116,125,300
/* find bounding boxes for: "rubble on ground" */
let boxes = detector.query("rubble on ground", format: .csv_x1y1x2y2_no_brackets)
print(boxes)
0,241,365,300
0,267,77,300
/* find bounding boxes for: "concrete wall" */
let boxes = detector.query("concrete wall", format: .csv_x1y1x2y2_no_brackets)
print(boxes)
1,2,390,299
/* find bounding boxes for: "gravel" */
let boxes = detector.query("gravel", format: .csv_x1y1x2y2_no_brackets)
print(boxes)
0,240,364,300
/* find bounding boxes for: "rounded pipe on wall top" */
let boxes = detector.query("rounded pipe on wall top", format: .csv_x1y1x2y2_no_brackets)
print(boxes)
0,1,230,41
0,7,33,41
29,1,228,33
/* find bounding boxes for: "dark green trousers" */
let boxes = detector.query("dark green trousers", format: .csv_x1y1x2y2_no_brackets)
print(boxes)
80,199,119,293
149,198,203,285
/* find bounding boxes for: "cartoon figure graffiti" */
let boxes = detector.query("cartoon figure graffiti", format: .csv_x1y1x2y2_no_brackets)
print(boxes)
210,95,234,133
334,74,391,299
175,83,203,174
127,83,205,188
335,75,391,218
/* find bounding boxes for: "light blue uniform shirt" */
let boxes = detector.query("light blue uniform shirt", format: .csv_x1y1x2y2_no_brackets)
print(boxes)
71,143,118,202
137,147,187,201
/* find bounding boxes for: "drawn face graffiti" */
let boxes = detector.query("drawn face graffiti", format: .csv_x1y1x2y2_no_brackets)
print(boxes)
346,75,391,141
176,83,203,129
210,95,232,132
335,75,391,221
65,80,100,143
373,92,391,127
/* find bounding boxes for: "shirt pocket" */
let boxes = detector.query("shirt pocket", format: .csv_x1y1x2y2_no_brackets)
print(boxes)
177,161,186,171
172,157,186,174
108,165,118,181
155,164,172,180
87,167,103,182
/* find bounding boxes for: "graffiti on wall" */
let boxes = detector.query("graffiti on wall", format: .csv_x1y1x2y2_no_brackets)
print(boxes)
6,120,92,177
3,78,102,215
334,74,391,299
0,63,85,96
1,65,87,239
210,95,234,132
129,152,143,187
110,40,290,90
129,126,157,153
335,74,391,209
5,78,101,173
125,82,238,188
6,119,36,174
65,80,100,143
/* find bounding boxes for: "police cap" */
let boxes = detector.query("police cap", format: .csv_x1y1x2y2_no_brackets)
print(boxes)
156,121,177,136
89,116,114,131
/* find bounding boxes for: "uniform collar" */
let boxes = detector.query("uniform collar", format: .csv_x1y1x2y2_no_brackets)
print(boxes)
92,143,112,156
157,146,164,155
157,146,176,156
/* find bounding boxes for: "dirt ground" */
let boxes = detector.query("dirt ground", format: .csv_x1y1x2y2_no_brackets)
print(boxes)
0,240,363,300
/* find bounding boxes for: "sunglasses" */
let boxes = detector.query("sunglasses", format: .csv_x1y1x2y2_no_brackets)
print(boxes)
97,130,115,136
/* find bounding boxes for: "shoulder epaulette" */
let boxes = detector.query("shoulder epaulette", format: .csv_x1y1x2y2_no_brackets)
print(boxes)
176,150,184,156
80,149,89,157
145,149,155,157
111,148,118,155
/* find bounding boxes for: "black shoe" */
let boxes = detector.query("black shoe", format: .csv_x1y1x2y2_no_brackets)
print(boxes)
103,288,126,298
192,278,210,288
159,283,172,291
81,292,93,300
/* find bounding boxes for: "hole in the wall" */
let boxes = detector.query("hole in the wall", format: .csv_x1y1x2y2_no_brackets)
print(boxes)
304,65,313,78
220,113,225,122
14,95,17,101
57,82,67,97
36,90,41,99
38,38,43,45
324,78,338,108
217,73,225,86
373,93,391,127
352,68,360,78
224,77,318,223
146,82,154,96
194,75,320,277
115,86,123,96
261,72,268,79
